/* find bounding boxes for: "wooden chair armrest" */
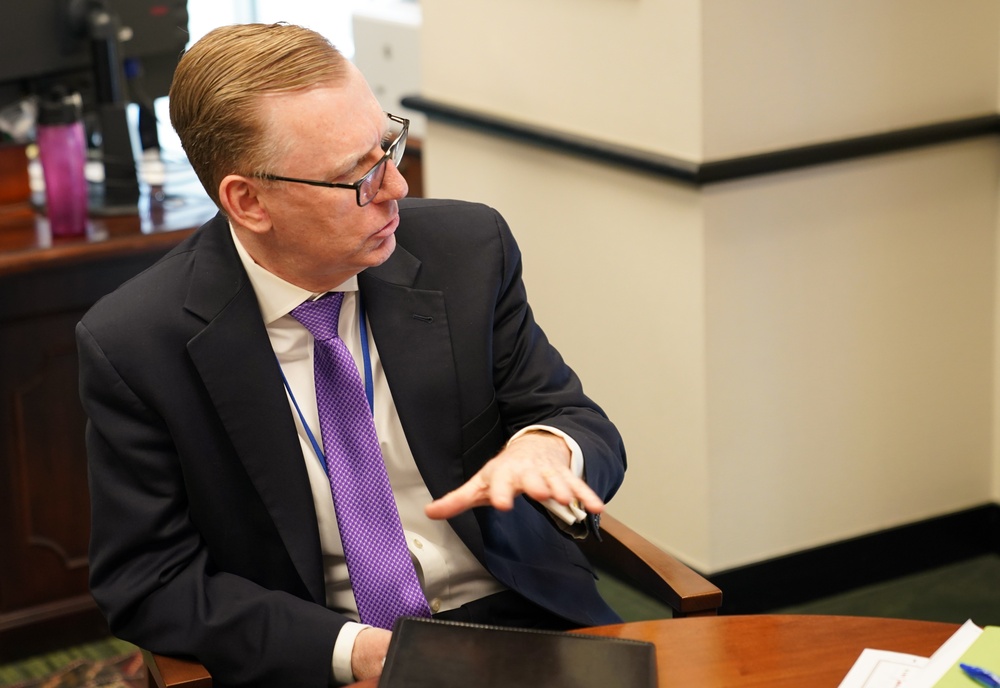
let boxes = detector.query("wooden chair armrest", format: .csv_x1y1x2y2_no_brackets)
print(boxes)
579,512,722,617
143,649,213,688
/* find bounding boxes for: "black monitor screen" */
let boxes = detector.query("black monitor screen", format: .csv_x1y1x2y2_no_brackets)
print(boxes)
0,0,189,210
0,0,189,109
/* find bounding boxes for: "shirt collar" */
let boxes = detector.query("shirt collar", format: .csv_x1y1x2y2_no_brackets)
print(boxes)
229,223,358,325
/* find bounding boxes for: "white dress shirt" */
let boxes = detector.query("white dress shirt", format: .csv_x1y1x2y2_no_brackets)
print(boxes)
230,228,584,683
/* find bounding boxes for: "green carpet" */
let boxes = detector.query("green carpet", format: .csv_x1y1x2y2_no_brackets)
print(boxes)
596,569,674,621
776,553,1000,627
0,637,141,688
598,553,1000,626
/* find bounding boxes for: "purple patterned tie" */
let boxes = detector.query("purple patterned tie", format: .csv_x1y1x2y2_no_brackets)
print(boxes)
291,292,431,629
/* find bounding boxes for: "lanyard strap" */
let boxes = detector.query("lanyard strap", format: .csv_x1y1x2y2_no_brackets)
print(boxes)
358,293,374,412
280,291,374,468
281,366,327,468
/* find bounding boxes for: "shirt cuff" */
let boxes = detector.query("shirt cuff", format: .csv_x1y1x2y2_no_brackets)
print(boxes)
332,621,372,685
507,425,587,525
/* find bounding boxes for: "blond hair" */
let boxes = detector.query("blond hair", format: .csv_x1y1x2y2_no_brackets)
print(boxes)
169,23,348,206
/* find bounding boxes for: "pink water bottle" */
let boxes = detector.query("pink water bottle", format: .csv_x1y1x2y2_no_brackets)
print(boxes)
37,89,88,237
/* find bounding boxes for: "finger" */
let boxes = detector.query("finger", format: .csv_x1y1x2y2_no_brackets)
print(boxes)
486,466,518,511
532,470,605,516
530,463,604,508
570,478,606,513
424,489,482,520
538,468,574,505
516,466,568,506
424,474,490,520
513,470,550,506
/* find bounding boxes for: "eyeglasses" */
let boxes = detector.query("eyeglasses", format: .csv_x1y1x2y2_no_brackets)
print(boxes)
256,113,409,207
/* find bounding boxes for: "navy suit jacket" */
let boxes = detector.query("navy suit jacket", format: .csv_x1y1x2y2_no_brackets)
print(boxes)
78,198,626,687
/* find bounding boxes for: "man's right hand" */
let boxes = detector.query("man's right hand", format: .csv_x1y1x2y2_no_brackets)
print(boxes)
351,627,392,681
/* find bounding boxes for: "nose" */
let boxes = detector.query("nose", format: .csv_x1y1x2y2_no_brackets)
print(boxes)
378,159,409,201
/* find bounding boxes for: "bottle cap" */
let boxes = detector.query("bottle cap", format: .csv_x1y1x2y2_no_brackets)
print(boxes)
38,88,83,126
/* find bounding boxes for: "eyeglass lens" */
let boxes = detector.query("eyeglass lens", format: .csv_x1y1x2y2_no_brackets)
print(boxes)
359,121,407,206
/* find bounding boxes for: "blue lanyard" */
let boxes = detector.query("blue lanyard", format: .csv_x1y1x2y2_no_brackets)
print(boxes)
279,291,374,469
358,293,373,412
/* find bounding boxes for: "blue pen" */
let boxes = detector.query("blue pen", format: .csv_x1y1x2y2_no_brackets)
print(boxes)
961,663,1000,688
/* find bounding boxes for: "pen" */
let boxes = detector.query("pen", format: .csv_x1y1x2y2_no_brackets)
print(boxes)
961,663,1000,688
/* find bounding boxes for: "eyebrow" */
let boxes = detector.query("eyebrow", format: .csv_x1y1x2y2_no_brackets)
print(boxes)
329,155,363,181
334,120,393,180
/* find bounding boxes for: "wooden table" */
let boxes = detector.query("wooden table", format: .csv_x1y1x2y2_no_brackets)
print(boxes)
347,615,958,687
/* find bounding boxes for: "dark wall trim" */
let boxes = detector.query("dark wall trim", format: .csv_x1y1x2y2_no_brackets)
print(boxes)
707,503,1000,615
401,95,1000,187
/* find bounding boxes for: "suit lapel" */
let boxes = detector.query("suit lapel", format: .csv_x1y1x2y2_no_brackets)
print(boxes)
360,247,486,561
183,218,326,604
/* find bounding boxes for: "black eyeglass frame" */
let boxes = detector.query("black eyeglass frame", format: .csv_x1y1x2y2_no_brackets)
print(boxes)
255,113,409,207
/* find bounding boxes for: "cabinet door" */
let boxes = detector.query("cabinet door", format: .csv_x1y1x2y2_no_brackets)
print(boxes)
0,251,172,659
0,308,92,612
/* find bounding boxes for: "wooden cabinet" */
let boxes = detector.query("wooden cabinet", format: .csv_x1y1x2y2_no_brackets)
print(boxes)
0,189,215,661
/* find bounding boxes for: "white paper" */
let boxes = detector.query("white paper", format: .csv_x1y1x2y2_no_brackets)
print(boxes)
837,619,984,688
896,619,983,688
837,649,928,688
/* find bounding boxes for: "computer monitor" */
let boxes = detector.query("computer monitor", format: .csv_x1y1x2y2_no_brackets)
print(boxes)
0,0,189,213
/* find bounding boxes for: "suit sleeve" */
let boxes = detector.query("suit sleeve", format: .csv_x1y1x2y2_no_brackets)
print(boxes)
78,321,347,688
487,209,627,505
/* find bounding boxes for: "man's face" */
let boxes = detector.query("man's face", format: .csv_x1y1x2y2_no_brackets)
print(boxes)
248,66,408,291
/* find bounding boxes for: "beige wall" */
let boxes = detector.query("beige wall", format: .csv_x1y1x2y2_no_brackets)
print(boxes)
995,32,1000,505
993,183,1000,504
423,123,715,564
418,0,1000,572
424,125,1000,572
701,0,998,158
420,0,998,162
702,141,998,568
420,0,703,159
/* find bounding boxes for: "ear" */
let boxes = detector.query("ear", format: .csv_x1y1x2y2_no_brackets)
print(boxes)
219,174,272,235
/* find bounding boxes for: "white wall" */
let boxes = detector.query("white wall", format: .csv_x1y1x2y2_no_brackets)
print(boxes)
420,0,1000,573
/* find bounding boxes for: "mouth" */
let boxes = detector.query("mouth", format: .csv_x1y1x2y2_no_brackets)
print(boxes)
373,208,400,240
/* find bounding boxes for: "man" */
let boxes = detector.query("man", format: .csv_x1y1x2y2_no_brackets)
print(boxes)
78,23,626,687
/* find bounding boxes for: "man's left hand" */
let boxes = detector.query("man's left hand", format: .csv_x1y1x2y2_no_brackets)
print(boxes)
424,431,605,520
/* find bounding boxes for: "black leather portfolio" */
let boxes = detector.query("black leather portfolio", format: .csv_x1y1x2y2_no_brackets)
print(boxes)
378,617,658,688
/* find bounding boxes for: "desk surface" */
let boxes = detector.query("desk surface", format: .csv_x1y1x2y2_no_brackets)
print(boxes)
0,163,217,276
349,615,958,687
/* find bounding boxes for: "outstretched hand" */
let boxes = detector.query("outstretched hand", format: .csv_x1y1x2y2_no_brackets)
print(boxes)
424,430,605,520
